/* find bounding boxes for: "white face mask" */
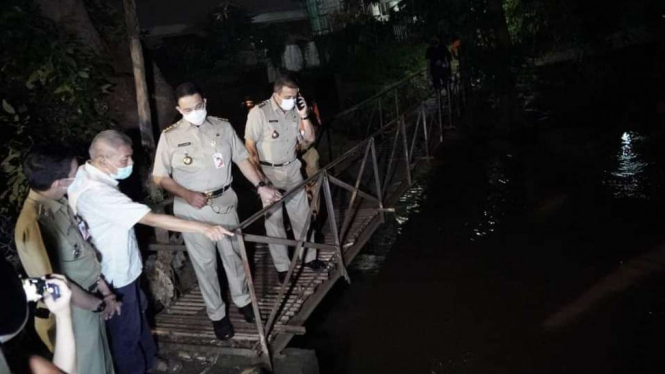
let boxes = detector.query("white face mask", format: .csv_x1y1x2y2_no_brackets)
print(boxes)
279,98,295,111
110,164,133,180
183,108,207,126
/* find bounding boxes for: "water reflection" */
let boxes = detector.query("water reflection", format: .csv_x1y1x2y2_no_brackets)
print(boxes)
469,156,510,242
603,131,649,199
350,182,429,274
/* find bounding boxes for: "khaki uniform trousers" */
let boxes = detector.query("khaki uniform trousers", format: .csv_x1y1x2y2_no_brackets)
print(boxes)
262,160,316,272
173,188,251,321
71,305,115,373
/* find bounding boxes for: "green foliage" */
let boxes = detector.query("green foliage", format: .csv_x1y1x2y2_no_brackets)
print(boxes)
503,0,663,54
0,1,114,255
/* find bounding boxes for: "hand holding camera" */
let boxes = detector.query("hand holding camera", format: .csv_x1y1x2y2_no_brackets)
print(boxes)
22,274,72,318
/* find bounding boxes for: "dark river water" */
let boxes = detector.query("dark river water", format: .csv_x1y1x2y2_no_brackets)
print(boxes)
291,43,665,374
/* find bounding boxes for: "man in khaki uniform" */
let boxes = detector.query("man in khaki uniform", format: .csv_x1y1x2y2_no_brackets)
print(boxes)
15,146,118,374
153,82,281,340
245,72,325,281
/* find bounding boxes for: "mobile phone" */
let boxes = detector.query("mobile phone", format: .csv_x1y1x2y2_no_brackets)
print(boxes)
22,277,60,302
296,94,305,110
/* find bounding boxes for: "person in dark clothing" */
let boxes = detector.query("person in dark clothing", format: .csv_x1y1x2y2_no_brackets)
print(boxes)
425,35,452,90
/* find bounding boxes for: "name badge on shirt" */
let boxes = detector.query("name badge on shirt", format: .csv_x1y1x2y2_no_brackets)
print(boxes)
75,215,91,241
212,152,225,169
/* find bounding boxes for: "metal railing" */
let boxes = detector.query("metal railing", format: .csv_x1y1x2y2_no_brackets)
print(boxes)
149,69,467,369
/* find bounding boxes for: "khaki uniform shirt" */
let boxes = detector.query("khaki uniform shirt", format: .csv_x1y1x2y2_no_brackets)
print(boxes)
153,116,249,192
14,190,102,347
245,98,302,164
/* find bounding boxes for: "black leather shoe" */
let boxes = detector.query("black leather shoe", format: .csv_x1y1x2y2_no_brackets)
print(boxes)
277,271,288,283
304,259,326,271
239,304,256,323
212,316,234,340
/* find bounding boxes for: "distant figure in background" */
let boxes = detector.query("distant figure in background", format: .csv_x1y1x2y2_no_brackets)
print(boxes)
449,35,462,78
426,35,451,92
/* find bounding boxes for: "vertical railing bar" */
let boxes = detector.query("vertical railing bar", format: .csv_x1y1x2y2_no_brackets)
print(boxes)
400,116,412,186
263,175,324,338
378,97,384,128
369,138,385,223
437,89,443,142
235,230,273,370
447,79,453,128
364,102,378,138
339,141,372,242
409,110,422,162
394,89,399,120
381,126,401,197
322,171,350,283
422,105,430,159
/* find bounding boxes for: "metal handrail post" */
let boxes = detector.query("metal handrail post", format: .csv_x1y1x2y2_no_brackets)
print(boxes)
263,175,324,338
447,79,453,128
339,142,372,242
400,116,412,186
381,125,402,198
369,138,385,223
378,98,384,128
437,89,443,142
408,110,422,162
235,230,272,370
322,171,350,283
422,105,430,159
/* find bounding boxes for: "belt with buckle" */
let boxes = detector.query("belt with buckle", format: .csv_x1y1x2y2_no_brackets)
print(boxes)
259,159,296,167
204,184,231,200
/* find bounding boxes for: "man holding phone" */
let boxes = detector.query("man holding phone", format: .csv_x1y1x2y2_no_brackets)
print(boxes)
245,72,325,282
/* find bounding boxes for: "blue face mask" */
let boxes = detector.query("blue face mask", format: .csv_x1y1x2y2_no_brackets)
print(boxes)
110,164,133,180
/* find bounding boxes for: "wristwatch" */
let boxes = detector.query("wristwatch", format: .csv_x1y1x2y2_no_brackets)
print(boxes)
255,181,267,191
93,300,107,313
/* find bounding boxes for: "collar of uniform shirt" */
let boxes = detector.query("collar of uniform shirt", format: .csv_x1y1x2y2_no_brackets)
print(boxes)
184,118,212,130
27,189,65,214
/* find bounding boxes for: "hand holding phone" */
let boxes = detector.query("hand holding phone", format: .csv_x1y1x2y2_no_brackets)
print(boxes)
296,94,306,111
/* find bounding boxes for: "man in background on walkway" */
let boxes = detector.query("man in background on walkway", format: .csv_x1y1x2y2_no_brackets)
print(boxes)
426,35,451,93
68,129,232,374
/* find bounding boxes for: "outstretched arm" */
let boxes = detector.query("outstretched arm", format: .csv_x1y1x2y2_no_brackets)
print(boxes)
139,212,233,241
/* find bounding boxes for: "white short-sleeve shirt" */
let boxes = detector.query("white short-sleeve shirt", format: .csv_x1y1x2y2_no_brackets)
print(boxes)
68,163,150,288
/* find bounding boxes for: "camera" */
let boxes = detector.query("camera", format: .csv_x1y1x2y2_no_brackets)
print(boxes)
22,277,61,302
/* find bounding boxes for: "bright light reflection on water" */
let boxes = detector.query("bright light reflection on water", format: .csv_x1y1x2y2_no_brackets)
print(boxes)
350,182,428,274
603,131,649,199
469,156,509,242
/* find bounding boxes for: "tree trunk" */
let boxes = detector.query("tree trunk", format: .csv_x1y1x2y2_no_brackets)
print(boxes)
486,0,519,132
35,0,177,131
487,0,512,51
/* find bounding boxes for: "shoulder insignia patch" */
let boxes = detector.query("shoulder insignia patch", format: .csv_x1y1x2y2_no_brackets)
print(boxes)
258,100,268,108
38,204,52,219
163,123,180,133
209,116,230,125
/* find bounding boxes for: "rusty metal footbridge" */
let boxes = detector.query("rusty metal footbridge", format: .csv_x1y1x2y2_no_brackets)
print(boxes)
147,70,464,369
